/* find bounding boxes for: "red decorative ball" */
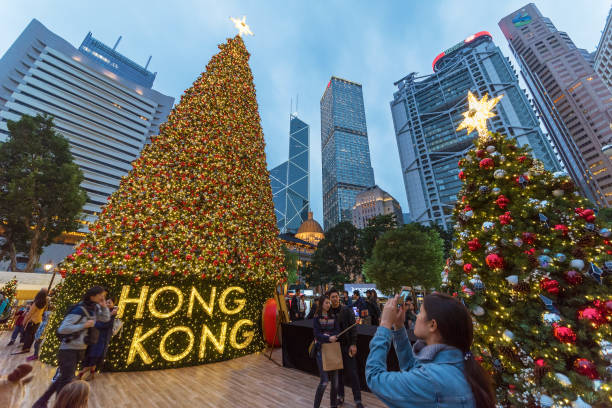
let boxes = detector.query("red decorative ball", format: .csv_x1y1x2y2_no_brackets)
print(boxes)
573,358,599,379
499,212,512,225
467,238,482,252
540,277,559,295
564,270,582,285
262,298,280,347
463,263,473,273
485,253,504,269
495,195,510,209
535,358,546,367
522,232,536,245
476,149,486,158
479,158,495,170
458,170,465,180
552,323,576,343
578,307,606,327
518,156,527,162
554,224,569,236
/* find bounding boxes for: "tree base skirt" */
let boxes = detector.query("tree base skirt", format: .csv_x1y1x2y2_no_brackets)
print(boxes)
40,273,275,372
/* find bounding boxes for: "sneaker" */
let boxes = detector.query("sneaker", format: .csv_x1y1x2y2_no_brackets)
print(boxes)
26,355,38,361
7,340,14,346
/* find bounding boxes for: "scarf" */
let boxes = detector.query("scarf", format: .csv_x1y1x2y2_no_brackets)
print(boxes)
412,339,455,362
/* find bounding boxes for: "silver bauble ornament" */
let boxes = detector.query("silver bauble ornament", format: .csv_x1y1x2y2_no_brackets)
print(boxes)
482,221,495,232
539,395,553,408
554,253,567,263
492,187,501,195
537,255,553,268
470,275,485,291
455,248,463,258
463,210,474,219
472,305,485,316
455,259,464,266
465,155,473,162
542,312,561,325
570,259,585,270
571,397,591,408
599,340,612,362
459,231,469,240
555,372,571,386
513,237,523,247
499,155,506,162
486,245,498,254
552,189,564,197
486,145,496,153
479,185,490,194
493,169,506,179
503,330,514,341
600,228,611,238
593,379,603,391
505,275,518,285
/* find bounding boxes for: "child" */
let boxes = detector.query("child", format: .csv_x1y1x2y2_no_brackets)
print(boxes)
7,303,29,346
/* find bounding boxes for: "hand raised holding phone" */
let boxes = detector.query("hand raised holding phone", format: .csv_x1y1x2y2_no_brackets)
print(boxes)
380,295,407,330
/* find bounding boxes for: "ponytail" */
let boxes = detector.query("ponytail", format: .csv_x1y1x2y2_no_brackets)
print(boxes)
423,293,496,408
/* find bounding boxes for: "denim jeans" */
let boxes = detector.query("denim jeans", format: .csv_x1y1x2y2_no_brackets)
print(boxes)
10,325,24,342
314,347,338,408
337,345,362,403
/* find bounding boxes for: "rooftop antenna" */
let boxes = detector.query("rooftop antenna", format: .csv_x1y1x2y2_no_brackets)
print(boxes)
113,36,122,50
296,94,299,115
145,55,152,70
290,97,293,117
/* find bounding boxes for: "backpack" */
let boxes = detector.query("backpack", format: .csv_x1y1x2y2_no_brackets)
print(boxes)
56,304,99,345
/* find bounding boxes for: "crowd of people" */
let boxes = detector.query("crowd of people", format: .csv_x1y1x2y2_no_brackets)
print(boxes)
3,285,121,408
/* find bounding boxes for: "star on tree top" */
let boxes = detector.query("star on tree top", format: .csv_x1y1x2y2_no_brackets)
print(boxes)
230,16,253,37
456,91,503,140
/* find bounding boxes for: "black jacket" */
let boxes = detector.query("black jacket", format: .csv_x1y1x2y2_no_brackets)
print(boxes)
366,299,381,326
329,304,357,348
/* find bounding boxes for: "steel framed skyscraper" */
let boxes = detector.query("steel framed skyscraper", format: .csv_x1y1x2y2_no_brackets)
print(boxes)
390,31,559,229
321,76,375,231
270,114,310,233
500,4,612,206
0,19,174,228
594,6,612,91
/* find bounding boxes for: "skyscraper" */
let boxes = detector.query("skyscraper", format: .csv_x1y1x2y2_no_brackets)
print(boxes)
0,19,174,228
270,114,310,233
351,185,403,229
594,5,612,91
321,76,375,231
390,31,559,229
499,4,612,206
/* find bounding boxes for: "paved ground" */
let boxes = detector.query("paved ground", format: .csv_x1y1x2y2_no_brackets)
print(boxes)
0,331,386,408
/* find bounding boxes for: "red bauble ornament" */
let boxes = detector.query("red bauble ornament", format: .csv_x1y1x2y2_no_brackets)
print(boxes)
467,238,482,251
577,307,605,327
522,232,536,245
458,171,465,180
573,358,599,379
554,224,569,236
564,270,582,285
535,358,546,367
134,276,141,283
499,212,512,225
479,158,494,170
495,195,510,209
552,323,576,343
540,277,559,295
476,149,486,158
59,269,67,278
485,253,504,269
463,263,473,273
518,156,527,162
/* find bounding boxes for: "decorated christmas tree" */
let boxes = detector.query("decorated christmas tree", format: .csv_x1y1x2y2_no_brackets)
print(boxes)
40,19,286,372
445,92,611,407
0,277,18,327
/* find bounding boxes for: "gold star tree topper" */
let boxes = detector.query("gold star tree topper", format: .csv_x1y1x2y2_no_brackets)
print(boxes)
456,91,503,140
230,16,253,37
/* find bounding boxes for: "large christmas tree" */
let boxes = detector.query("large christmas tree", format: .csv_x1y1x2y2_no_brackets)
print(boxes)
0,277,18,328
40,24,286,372
445,92,611,407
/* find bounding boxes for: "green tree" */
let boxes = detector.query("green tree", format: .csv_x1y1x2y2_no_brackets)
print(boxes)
364,223,444,294
282,245,299,284
309,221,363,286
412,222,453,259
358,213,398,259
0,114,87,272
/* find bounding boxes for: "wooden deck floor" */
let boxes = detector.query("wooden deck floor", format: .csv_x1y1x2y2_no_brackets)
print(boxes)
0,331,386,408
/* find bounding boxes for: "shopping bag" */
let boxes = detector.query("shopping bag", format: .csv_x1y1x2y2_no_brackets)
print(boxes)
321,342,343,371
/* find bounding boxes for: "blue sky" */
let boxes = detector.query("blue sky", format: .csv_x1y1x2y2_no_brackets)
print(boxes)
1,1,610,224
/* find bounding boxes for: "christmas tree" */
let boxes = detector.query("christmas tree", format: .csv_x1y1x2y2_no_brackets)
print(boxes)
446,92,611,407
40,21,286,372
0,277,18,328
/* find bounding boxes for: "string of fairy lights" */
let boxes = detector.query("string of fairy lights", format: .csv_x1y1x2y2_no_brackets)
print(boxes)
40,28,286,372
445,93,611,407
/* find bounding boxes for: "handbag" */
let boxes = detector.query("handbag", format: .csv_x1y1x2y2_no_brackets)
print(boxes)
321,342,343,371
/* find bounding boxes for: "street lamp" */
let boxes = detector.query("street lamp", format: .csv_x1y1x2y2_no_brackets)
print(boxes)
44,263,53,272
45,261,56,292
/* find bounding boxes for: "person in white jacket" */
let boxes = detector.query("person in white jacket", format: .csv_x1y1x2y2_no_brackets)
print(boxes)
32,286,110,408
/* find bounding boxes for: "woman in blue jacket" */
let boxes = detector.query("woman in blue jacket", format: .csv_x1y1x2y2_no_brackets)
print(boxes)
313,295,340,408
366,293,495,408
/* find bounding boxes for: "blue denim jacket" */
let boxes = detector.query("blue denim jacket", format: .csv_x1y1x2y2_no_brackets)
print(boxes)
366,327,475,408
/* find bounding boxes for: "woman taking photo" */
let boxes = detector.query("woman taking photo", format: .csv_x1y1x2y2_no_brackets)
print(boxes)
17,288,48,354
366,293,495,408
313,295,340,408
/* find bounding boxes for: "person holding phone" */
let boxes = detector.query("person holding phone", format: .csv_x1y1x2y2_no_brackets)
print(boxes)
33,286,110,408
78,296,118,381
366,293,496,408
313,295,340,408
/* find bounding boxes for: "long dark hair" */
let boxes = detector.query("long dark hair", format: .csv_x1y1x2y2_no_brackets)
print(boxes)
314,295,330,317
33,289,48,309
423,293,496,408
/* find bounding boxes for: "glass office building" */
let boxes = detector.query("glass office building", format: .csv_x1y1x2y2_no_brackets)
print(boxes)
270,114,310,233
321,76,375,231
390,31,560,230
